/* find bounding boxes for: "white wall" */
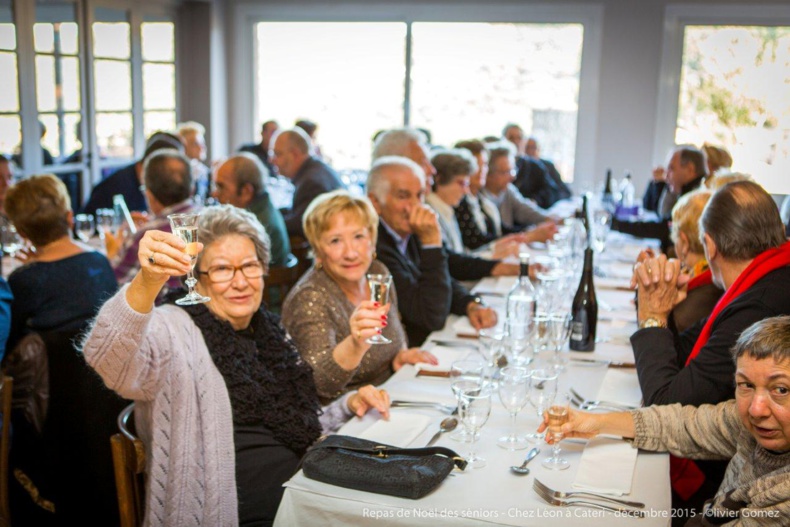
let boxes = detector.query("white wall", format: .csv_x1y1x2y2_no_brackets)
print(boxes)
177,0,790,193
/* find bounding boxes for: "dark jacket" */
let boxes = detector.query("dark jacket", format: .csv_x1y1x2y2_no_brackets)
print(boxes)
282,157,344,237
632,266,790,407
513,156,564,209
82,163,146,216
376,224,476,346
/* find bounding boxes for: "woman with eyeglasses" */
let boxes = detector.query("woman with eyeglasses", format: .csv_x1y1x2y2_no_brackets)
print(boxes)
83,204,390,527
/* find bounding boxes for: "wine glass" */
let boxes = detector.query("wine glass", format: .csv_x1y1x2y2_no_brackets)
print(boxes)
366,273,392,344
542,393,571,470
74,214,95,243
168,212,210,305
478,328,504,381
532,312,551,357
591,209,612,254
1,224,22,257
503,319,532,367
548,313,573,370
450,359,485,442
497,366,530,450
96,208,118,237
458,385,492,469
526,368,559,443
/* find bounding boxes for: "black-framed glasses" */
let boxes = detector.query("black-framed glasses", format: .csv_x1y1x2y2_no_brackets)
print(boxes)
196,261,265,283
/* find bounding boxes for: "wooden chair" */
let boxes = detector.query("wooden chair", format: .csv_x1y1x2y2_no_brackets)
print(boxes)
263,253,301,312
0,376,13,527
289,235,314,280
110,403,146,527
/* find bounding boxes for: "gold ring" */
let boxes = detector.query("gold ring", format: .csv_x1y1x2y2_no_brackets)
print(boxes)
356,330,361,339
148,252,156,265
646,265,652,274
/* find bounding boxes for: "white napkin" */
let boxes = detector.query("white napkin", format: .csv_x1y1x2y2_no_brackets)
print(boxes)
572,436,639,495
356,413,432,448
471,276,516,296
452,317,479,338
415,346,474,372
596,369,643,407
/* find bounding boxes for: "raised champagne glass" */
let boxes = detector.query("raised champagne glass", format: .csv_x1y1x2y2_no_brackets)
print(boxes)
365,273,392,344
168,212,210,305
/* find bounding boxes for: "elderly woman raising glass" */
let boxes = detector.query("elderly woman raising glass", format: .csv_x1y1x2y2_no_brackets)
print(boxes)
83,205,390,527
539,315,790,522
282,190,437,404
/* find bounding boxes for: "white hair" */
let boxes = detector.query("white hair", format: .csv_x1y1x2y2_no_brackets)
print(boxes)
366,156,425,203
371,128,428,160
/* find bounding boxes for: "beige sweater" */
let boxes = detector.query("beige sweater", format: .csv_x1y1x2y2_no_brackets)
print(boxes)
633,400,790,525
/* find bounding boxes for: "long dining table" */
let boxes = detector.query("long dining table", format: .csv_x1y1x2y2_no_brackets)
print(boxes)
275,229,672,527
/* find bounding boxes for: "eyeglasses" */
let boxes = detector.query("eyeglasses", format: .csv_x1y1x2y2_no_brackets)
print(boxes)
196,261,265,283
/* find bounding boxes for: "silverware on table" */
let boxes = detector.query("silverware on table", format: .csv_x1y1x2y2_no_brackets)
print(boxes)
428,339,478,349
425,417,458,447
390,400,456,414
534,479,645,508
570,388,639,411
533,481,645,517
510,447,540,475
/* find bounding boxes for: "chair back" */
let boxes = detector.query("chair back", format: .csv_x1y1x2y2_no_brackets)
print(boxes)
110,403,146,527
289,235,314,279
263,253,300,311
0,376,13,527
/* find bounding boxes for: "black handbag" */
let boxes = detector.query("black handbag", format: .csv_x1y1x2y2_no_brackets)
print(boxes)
301,434,467,499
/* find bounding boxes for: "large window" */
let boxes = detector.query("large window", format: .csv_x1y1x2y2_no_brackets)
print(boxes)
142,18,176,138
0,0,19,159
256,22,406,171
676,25,790,193
255,21,584,178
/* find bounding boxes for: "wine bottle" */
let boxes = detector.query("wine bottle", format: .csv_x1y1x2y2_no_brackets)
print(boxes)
602,169,614,210
580,193,590,236
505,253,536,322
569,248,597,351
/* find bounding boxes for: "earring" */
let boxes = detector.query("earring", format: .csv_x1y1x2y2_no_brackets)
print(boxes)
372,251,377,261
315,261,323,270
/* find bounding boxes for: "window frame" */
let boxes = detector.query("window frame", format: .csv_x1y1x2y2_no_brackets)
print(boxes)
654,4,790,170
232,2,603,187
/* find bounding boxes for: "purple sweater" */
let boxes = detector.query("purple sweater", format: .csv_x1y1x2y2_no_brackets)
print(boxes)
83,285,353,527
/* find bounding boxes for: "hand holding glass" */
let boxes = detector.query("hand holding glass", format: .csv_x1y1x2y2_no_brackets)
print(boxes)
366,273,392,344
542,393,571,470
527,369,558,443
168,213,210,305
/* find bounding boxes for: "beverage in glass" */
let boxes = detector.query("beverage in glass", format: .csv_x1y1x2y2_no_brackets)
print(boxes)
542,393,571,470
168,212,210,305
459,385,491,469
366,273,392,344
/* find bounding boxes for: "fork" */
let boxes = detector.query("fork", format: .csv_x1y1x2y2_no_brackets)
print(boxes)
570,388,638,411
534,479,645,509
533,481,645,517
390,401,456,414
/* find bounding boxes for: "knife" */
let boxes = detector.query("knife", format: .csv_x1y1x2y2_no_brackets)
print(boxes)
429,339,478,349
416,369,452,378
570,358,636,368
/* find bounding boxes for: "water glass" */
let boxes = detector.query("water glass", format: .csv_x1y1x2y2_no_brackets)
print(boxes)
478,328,504,381
503,319,532,367
74,213,95,243
497,366,530,450
450,359,485,442
96,208,119,237
591,209,612,254
542,393,571,470
459,385,492,469
548,313,573,370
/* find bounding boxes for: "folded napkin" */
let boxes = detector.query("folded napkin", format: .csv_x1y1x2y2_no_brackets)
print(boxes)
356,413,432,448
415,346,475,372
596,369,643,408
572,436,639,495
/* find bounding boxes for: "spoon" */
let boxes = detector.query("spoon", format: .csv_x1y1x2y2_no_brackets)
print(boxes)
510,447,540,475
425,417,458,447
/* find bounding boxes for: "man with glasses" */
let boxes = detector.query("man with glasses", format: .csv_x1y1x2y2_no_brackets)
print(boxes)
480,141,555,232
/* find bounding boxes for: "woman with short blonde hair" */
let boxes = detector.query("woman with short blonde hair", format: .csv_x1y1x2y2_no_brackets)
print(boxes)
283,190,436,403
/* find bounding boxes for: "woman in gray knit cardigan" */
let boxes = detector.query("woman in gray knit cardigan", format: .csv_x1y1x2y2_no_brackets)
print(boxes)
83,205,391,527
539,315,790,525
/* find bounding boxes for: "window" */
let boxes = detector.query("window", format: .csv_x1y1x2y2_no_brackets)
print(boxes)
411,22,583,181
34,1,81,165
142,18,176,138
92,7,133,160
0,0,19,159
256,22,406,171
675,25,790,193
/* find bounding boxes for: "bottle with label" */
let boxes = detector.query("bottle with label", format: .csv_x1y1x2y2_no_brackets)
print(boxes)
506,253,536,322
569,248,597,351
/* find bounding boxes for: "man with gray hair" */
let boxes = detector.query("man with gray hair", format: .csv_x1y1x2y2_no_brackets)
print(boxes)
368,156,497,346
502,124,564,208
213,152,291,267
113,149,196,289
371,128,437,183
271,127,344,237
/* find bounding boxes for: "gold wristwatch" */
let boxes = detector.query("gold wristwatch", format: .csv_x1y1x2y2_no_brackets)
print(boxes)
639,317,667,329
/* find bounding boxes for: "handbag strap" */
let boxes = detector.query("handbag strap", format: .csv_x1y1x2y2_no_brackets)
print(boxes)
313,442,469,471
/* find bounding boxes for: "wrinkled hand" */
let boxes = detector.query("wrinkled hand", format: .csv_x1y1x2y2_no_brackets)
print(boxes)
635,248,656,265
349,300,389,348
138,230,195,285
409,205,441,246
347,385,391,420
524,221,558,243
392,347,438,372
537,408,603,444
467,303,497,330
14,246,36,264
631,255,687,321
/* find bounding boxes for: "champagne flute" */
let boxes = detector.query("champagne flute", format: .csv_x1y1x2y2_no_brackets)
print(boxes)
526,368,558,443
74,213,95,243
449,359,484,442
168,212,210,305
366,273,392,344
497,366,530,450
548,312,573,370
459,385,491,469
542,393,571,470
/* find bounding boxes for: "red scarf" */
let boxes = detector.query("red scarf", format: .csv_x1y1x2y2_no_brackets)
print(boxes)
686,269,712,292
671,241,790,501
685,241,790,366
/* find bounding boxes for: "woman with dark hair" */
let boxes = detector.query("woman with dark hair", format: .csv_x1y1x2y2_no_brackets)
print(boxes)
83,205,390,527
